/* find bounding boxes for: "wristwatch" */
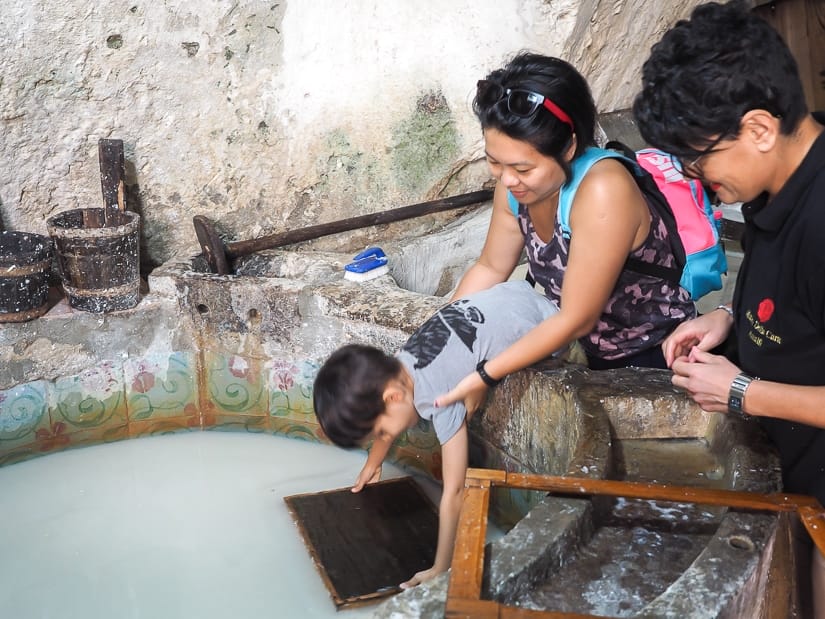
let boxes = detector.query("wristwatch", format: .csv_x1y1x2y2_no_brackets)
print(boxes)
728,372,757,415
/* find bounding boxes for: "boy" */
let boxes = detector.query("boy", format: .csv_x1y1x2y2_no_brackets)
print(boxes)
632,1,825,613
312,280,561,589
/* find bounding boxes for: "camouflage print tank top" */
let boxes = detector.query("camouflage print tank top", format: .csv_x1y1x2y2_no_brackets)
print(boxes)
514,196,697,361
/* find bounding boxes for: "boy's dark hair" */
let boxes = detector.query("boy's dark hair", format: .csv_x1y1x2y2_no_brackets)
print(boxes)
473,52,597,179
632,1,808,159
312,343,403,448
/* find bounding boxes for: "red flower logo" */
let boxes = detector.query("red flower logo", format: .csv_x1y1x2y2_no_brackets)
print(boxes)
757,298,774,323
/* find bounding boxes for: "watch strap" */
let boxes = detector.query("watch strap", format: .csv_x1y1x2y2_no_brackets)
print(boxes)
728,372,755,414
476,360,500,388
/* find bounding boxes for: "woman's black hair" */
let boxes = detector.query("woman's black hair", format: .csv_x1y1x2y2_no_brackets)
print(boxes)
632,1,808,159
312,343,403,448
473,52,597,179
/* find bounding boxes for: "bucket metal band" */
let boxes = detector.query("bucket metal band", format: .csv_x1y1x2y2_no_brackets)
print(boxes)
0,302,49,323
46,221,139,240
0,258,52,277
62,281,139,299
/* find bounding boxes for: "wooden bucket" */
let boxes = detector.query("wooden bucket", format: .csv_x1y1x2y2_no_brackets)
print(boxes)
46,208,140,313
0,231,54,323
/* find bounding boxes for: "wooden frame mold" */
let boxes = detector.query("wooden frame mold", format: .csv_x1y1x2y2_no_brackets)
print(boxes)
446,467,825,619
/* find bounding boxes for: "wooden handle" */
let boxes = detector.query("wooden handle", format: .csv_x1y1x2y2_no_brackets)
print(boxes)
224,189,493,259
98,139,126,223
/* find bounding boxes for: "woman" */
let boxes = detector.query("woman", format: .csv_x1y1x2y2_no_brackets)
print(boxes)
435,52,694,412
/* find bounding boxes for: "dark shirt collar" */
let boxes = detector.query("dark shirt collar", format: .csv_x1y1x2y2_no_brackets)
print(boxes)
742,111,825,231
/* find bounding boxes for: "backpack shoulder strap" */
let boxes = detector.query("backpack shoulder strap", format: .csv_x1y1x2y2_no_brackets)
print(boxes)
613,144,686,286
558,146,633,239
506,190,520,217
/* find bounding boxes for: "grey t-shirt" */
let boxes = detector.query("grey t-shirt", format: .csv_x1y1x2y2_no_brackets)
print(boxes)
396,280,559,445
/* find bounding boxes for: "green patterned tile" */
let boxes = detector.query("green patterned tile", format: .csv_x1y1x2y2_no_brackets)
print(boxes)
125,352,199,421
203,413,268,433
128,418,200,439
0,380,50,451
270,416,325,442
399,419,439,451
51,362,127,429
202,352,267,416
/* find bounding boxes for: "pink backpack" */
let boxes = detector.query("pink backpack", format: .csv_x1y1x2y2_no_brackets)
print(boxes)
634,146,727,299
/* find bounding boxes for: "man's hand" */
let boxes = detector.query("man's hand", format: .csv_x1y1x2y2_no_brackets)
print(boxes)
662,309,733,367
670,347,740,413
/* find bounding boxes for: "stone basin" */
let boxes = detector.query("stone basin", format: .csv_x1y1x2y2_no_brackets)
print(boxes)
0,204,798,618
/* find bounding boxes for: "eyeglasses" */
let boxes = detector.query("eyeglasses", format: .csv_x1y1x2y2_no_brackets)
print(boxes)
477,80,574,131
679,133,731,180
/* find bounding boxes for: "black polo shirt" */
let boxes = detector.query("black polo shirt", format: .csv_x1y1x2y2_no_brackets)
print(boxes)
733,112,825,502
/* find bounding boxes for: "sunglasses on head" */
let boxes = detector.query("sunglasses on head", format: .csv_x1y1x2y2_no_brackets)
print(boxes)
477,80,574,131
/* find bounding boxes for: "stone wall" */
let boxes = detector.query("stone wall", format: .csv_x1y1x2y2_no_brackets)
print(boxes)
0,0,705,270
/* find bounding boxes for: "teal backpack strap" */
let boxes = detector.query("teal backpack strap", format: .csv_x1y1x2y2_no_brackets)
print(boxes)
558,147,634,239
506,190,519,216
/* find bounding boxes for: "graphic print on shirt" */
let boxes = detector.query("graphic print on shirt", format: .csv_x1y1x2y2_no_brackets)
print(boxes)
401,299,484,369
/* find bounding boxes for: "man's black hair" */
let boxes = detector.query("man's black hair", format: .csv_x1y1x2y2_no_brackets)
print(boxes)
632,1,808,159
312,343,403,448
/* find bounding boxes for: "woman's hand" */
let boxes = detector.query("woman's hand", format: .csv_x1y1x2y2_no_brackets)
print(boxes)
670,347,740,413
400,566,441,590
662,309,733,367
351,463,381,493
433,371,488,419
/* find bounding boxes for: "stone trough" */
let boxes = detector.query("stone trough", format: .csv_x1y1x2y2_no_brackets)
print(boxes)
0,204,801,618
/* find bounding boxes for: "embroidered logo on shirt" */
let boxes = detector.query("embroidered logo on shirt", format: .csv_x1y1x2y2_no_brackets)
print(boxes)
757,298,775,323
745,304,783,348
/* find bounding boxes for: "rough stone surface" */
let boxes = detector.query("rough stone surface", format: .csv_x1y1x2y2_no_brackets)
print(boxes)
0,1,706,269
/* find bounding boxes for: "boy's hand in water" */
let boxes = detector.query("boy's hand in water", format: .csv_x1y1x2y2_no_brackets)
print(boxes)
351,463,381,493
400,566,440,590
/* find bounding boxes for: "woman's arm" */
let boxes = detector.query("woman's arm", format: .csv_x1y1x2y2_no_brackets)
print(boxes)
482,159,649,377
450,182,525,301
400,423,468,588
435,160,650,408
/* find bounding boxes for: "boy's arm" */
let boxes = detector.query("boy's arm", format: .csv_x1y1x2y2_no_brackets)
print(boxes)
400,422,468,589
352,435,392,493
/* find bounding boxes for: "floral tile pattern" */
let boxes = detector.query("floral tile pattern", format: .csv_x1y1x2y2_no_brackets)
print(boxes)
268,358,317,421
0,353,444,480
125,352,199,423
201,352,267,417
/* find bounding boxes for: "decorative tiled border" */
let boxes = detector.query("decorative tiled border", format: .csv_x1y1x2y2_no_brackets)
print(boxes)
0,350,438,478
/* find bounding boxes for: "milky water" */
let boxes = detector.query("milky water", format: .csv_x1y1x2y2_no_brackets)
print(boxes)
0,432,438,619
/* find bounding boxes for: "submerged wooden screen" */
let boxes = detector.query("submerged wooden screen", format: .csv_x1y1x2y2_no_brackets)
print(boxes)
284,476,439,608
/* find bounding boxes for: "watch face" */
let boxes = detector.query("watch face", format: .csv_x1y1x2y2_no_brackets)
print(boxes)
729,396,743,412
